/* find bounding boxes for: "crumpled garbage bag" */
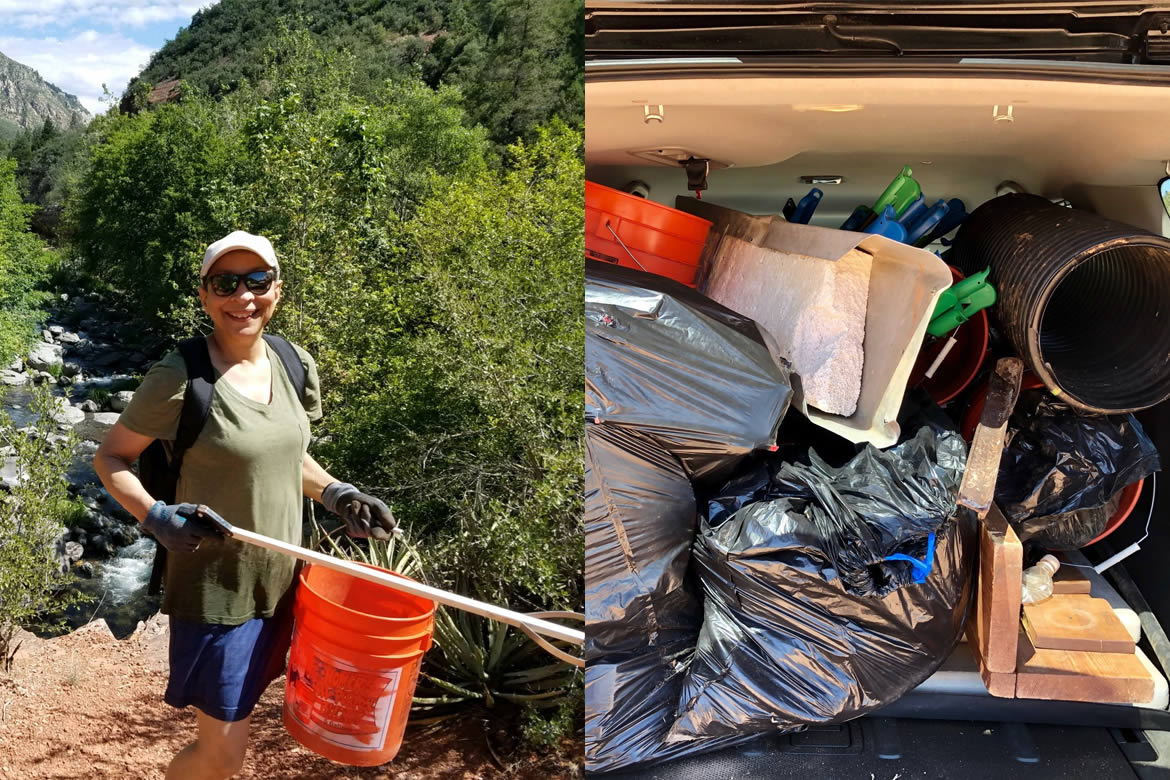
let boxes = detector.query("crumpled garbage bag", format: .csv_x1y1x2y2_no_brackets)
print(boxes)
585,260,793,484
585,639,759,775
996,392,1160,545
668,425,975,740
585,424,702,661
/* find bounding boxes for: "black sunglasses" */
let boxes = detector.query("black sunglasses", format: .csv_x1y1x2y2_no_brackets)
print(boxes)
204,270,276,297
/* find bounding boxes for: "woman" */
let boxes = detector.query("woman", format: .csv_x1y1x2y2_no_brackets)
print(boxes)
94,230,395,779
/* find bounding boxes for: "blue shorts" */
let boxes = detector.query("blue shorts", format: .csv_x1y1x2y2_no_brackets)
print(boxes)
165,607,295,722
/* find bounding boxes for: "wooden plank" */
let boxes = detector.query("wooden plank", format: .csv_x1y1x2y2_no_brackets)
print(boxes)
969,504,1024,674
1052,565,1092,595
969,629,1017,697
1022,594,1135,654
957,357,1024,516
1015,633,1154,704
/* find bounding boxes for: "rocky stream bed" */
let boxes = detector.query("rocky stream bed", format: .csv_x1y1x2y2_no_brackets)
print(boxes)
2,292,167,637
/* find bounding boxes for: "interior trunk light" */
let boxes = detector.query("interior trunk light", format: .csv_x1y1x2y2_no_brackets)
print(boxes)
792,104,864,113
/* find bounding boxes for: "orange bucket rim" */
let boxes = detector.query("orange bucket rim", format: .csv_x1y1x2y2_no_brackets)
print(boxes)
292,601,434,643
292,621,431,662
298,562,437,624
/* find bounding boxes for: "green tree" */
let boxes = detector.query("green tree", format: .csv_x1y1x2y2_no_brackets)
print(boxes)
0,159,53,362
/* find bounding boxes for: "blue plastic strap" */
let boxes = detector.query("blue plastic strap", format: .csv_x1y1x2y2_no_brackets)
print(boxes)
882,532,937,584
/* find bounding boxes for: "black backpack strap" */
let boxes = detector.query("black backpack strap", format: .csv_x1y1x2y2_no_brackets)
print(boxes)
149,336,216,597
263,333,307,404
174,336,217,477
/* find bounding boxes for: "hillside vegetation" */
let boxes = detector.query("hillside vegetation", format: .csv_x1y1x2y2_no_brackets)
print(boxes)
130,0,583,146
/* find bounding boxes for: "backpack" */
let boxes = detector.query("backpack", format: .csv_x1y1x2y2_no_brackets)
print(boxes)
139,333,308,595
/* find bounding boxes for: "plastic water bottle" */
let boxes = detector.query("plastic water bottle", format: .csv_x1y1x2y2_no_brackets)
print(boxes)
1021,554,1061,605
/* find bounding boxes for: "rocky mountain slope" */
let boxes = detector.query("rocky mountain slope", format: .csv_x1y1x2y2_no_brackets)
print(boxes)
0,51,90,138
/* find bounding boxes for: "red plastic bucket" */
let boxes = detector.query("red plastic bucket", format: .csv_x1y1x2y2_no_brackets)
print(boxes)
585,180,712,287
909,267,989,406
962,371,1145,547
283,563,435,767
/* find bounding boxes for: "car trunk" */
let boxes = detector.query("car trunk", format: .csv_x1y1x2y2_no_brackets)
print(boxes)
585,57,1170,776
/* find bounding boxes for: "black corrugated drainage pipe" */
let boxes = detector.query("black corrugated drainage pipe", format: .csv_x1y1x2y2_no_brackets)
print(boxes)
950,193,1170,415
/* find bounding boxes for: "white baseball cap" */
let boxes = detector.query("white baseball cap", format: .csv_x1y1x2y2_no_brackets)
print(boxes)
201,230,279,279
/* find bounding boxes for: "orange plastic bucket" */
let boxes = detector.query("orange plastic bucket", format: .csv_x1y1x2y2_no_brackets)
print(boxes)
283,563,435,767
585,180,712,287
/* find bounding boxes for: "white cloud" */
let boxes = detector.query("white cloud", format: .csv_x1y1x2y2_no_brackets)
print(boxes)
0,1,215,29
0,31,156,114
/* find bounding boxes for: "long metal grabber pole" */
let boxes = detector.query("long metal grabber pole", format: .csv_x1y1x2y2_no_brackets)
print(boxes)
189,505,584,658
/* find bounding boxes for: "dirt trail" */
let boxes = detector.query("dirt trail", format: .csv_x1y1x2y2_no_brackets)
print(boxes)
0,618,580,779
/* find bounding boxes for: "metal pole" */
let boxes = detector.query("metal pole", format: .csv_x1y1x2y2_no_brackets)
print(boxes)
228,527,584,647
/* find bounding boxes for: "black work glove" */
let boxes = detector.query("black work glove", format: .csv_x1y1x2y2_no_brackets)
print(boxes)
143,501,216,552
321,482,398,541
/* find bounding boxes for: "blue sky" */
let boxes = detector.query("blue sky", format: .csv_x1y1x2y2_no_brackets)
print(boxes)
0,1,220,115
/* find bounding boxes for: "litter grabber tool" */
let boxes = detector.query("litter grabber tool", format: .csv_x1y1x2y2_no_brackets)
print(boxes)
928,267,996,337
188,505,585,666
788,187,823,224
922,267,996,378
867,165,920,226
864,204,908,242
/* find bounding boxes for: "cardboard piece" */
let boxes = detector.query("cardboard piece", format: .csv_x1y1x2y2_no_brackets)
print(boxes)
676,197,952,448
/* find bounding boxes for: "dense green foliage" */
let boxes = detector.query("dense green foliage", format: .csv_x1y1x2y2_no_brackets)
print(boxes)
0,386,85,668
69,30,583,615
0,158,53,361
131,0,583,147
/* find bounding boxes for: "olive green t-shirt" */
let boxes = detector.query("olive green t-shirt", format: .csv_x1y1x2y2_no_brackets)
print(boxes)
119,339,323,625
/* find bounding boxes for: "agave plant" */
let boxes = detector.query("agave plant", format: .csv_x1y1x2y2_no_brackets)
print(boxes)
418,602,580,713
307,506,424,579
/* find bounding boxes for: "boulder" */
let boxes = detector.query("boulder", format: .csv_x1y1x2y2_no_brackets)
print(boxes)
51,402,86,427
0,369,26,386
6,356,22,371
80,399,100,413
75,411,121,442
57,374,74,387
64,540,84,564
91,351,125,369
26,342,64,371
80,509,109,533
61,361,81,377
110,504,135,524
49,325,64,336
40,329,54,343
73,561,94,578
1,456,21,489
59,331,80,345
33,371,53,385
109,391,135,412
88,534,114,558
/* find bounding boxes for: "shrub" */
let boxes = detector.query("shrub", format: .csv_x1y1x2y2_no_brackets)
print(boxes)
0,384,87,669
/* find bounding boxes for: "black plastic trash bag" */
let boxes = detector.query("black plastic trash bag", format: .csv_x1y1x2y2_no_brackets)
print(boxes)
585,639,760,775
668,425,975,741
585,424,702,660
1022,494,1122,551
996,392,1160,540
585,260,793,484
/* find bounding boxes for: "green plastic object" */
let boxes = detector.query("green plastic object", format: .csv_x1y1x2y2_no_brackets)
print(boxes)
928,267,997,337
872,165,922,218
